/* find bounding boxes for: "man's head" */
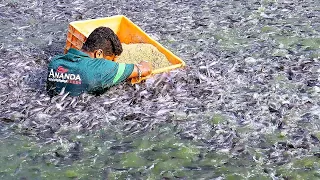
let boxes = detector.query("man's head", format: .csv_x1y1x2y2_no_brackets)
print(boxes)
81,27,122,60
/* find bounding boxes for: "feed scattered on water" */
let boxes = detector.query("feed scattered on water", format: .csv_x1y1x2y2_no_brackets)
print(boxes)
115,43,171,69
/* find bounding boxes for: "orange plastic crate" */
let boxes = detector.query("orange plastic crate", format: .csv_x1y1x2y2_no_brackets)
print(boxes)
64,15,186,83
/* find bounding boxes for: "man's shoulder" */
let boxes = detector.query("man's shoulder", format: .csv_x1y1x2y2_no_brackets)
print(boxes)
50,53,68,61
48,54,65,66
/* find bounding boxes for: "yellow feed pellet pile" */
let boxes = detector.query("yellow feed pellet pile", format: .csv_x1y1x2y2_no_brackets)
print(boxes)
115,43,171,69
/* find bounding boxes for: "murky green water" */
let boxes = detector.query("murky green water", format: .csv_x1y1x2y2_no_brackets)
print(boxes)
2,122,320,179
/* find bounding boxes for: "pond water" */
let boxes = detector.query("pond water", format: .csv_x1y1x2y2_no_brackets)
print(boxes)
1,0,320,179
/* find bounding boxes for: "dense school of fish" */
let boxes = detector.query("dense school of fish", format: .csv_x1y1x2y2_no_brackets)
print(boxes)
0,0,320,178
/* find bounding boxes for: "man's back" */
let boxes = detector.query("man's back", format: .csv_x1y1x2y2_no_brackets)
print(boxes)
47,48,134,96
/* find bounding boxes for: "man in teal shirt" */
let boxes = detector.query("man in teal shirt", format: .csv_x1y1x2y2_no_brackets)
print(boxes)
47,27,152,96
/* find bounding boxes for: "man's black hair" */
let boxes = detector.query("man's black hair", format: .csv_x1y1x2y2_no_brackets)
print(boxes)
81,27,123,56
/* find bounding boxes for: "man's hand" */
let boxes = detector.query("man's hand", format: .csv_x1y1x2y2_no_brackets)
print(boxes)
138,61,153,77
128,61,153,79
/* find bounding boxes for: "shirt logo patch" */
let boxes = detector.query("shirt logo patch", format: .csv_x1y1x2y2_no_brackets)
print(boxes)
48,67,82,85
57,66,69,73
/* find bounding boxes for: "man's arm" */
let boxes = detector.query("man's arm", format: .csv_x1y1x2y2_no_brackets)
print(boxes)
110,61,152,85
89,59,153,89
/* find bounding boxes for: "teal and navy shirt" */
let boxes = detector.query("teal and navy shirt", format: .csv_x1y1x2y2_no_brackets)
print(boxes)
46,48,134,96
